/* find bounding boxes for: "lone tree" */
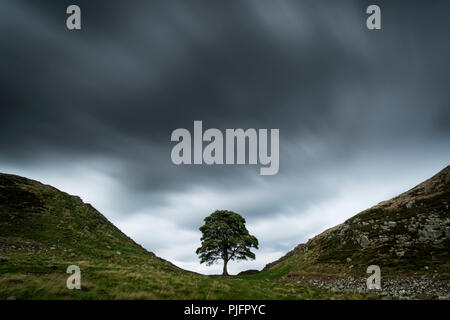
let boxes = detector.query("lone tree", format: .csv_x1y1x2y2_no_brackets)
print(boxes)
196,210,258,276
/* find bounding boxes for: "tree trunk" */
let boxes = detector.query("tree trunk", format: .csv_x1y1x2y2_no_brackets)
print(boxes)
222,259,228,276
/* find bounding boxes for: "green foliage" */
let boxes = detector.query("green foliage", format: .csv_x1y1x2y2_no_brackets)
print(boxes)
196,210,258,275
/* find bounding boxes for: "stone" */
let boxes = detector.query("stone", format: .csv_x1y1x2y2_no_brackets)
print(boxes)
388,221,397,227
358,235,370,247
406,201,415,209
396,251,405,257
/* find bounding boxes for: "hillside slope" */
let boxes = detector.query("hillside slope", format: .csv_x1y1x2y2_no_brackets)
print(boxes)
0,173,192,299
0,173,165,262
0,172,362,300
261,166,450,298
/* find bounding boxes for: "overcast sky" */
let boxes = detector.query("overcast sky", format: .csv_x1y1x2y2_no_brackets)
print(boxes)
1,0,449,274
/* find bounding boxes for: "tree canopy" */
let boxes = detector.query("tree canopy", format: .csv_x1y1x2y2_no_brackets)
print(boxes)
196,210,258,275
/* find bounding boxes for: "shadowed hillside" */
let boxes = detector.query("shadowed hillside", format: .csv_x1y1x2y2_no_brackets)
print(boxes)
0,173,168,263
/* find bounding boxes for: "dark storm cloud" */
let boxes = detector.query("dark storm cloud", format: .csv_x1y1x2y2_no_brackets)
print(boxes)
1,0,449,191
1,0,450,272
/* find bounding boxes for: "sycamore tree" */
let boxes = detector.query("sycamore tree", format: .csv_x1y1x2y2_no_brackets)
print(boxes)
196,210,258,276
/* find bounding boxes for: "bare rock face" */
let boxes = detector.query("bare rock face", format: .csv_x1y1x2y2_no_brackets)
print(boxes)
356,235,370,248
302,276,450,300
325,166,450,252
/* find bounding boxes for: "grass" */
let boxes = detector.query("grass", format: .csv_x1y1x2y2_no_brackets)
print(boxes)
0,172,372,300
0,249,371,300
2,169,448,300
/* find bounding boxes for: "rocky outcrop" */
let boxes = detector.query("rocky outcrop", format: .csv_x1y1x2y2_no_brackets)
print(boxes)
0,238,43,252
322,212,449,253
299,276,450,300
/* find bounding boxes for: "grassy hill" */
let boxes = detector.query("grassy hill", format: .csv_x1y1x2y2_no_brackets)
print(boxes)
1,167,448,299
0,173,363,300
259,166,450,299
